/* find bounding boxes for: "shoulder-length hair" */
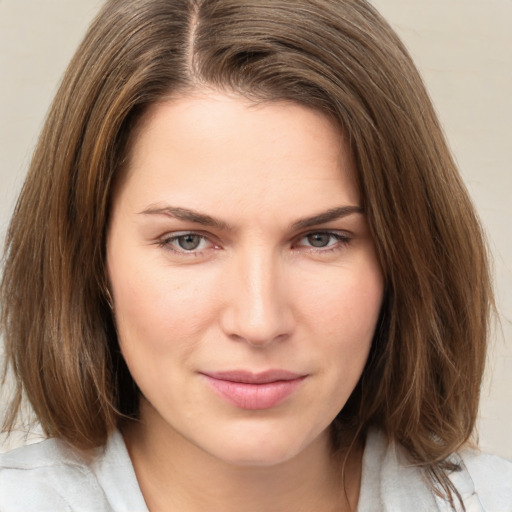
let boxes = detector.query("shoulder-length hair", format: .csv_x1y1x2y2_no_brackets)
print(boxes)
1,0,491,504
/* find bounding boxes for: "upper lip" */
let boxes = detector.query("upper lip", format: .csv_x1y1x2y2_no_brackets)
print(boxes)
201,370,305,384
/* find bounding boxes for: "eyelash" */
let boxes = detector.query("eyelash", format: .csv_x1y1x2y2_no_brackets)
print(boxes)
156,232,216,256
156,230,352,256
298,231,352,252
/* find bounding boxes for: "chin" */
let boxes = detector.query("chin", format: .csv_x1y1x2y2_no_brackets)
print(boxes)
214,443,302,468
199,423,328,468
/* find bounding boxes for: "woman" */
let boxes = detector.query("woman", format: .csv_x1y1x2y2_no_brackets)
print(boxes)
1,0,511,510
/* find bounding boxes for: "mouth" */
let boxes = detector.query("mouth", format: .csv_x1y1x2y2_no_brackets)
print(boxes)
200,370,307,410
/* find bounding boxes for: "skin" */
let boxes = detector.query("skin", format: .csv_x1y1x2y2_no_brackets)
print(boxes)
107,90,384,512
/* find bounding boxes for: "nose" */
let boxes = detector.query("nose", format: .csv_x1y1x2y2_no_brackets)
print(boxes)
219,247,294,347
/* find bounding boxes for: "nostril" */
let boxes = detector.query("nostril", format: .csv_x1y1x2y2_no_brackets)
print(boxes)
224,323,290,347
220,301,294,347
218,252,294,346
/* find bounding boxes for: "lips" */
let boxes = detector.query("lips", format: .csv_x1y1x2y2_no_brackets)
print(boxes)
201,370,306,410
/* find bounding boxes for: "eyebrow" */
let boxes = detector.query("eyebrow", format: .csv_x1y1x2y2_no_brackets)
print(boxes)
139,205,233,231
290,205,364,230
139,204,364,231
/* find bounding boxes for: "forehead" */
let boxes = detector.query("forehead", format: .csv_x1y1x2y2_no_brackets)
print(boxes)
116,91,360,221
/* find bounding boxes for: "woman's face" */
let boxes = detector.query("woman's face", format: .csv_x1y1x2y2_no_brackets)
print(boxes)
107,91,383,466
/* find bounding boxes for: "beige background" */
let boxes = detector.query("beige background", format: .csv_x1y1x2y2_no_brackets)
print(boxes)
1,1,511,457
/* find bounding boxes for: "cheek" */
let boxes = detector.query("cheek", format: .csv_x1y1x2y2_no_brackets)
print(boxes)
296,256,383,393
298,261,383,340
108,264,215,400
108,247,221,358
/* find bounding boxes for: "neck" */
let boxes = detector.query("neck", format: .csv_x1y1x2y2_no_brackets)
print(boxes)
122,401,363,512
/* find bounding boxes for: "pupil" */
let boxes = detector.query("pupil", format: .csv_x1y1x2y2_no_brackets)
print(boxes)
308,233,330,247
178,235,201,250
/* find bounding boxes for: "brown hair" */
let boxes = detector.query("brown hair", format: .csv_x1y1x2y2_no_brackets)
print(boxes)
1,0,492,505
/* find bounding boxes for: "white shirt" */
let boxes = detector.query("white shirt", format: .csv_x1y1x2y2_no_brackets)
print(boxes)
1,428,511,511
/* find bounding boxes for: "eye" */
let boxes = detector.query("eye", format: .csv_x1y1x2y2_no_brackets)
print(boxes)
157,232,215,254
295,231,351,250
175,234,203,250
306,233,333,248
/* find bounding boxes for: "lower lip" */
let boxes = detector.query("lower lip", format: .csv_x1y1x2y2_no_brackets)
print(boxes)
202,376,305,410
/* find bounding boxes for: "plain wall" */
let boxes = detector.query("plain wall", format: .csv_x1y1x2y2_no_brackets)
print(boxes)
1,0,511,457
